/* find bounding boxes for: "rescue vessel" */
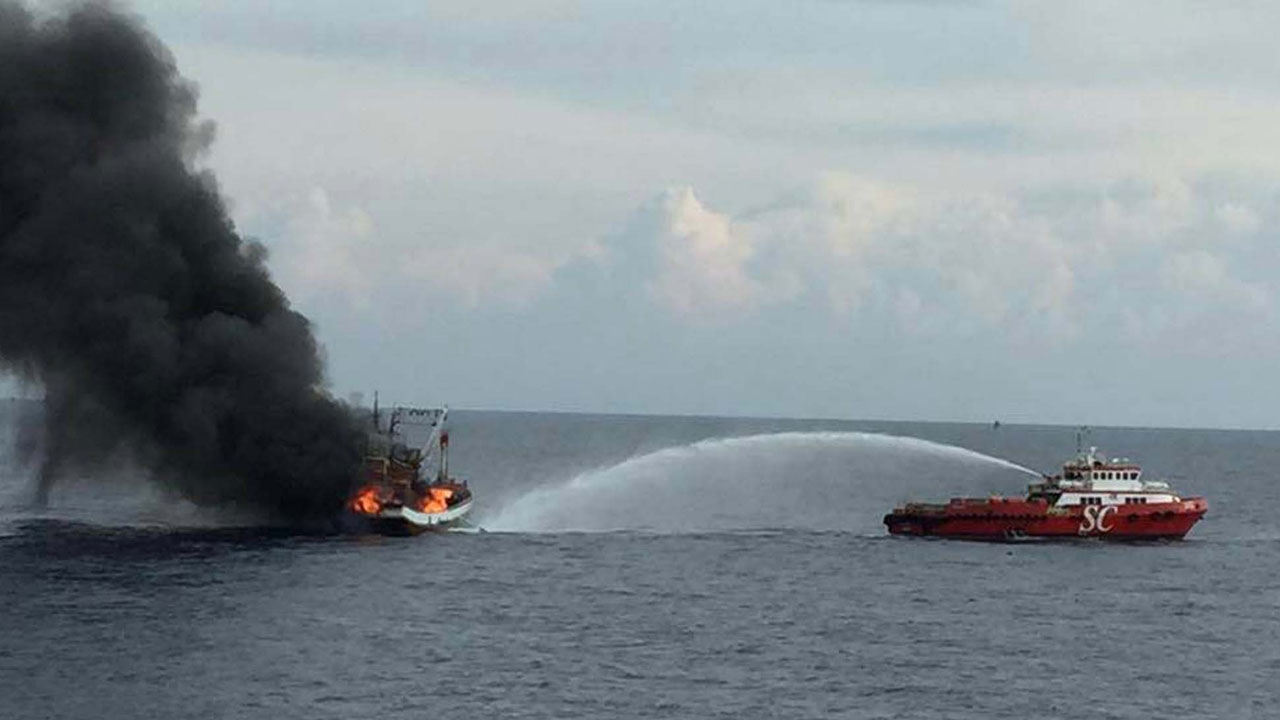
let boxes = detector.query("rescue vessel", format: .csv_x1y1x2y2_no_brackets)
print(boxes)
347,405,473,535
884,443,1206,540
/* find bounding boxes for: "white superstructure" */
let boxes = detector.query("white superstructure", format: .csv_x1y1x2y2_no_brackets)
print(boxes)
1031,446,1181,508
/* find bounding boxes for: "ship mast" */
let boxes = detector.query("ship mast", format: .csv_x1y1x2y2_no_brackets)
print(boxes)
1075,426,1092,458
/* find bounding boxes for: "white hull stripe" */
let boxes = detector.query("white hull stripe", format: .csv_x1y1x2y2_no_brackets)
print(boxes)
377,498,473,526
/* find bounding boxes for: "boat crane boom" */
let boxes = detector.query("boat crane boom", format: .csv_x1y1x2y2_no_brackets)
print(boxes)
417,406,448,462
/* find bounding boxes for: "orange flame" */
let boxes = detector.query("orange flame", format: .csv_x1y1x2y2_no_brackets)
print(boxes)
418,486,454,514
350,486,382,515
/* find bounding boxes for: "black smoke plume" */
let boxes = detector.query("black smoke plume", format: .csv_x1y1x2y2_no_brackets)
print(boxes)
0,2,364,522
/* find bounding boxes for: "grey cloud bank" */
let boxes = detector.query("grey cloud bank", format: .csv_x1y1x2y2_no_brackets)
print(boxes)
9,0,1280,429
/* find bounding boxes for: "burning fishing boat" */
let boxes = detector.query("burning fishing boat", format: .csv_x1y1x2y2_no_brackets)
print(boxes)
347,404,473,534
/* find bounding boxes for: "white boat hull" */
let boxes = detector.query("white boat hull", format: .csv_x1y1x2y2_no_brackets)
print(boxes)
373,497,473,532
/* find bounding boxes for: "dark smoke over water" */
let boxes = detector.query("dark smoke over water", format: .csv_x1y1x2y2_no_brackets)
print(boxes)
0,3,364,523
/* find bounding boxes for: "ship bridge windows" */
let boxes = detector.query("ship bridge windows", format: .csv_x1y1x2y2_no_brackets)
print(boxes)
1094,470,1139,480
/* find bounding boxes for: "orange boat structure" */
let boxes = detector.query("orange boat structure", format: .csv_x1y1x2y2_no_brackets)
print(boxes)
884,442,1207,540
347,405,473,535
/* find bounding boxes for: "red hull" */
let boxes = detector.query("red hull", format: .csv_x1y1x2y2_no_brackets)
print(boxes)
884,497,1207,540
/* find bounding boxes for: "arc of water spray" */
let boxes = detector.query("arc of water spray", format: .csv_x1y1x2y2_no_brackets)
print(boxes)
482,431,1042,532
562,431,1039,491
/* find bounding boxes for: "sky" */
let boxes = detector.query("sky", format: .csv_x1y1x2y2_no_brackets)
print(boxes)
8,0,1280,428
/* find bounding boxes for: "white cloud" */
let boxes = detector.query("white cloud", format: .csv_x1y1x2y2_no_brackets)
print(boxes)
122,2,1280,425
173,10,1280,322
646,188,766,317
278,187,378,305
240,185,562,312
717,175,1072,334
1093,177,1197,254
1214,202,1261,235
410,246,559,309
1160,250,1269,312
177,42,809,314
615,171,1277,346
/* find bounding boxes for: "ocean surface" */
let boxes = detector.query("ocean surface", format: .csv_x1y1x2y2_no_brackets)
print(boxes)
1,404,1277,719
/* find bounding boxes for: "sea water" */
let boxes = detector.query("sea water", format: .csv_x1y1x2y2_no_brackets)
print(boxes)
1,407,1276,718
